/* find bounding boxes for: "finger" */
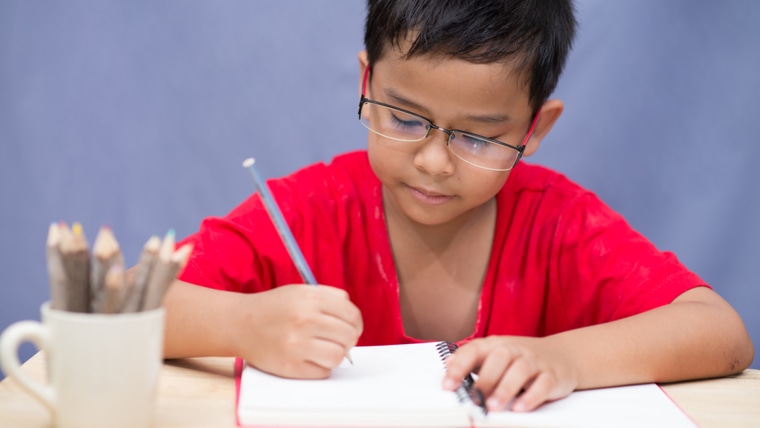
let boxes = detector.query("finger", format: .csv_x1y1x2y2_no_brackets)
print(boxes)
303,338,352,372
316,291,364,333
311,312,362,348
283,359,333,380
510,372,555,412
247,347,333,380
291,361,332,379
282,285,362,335
443,340,492,390
326,304,363,335
471,346,514,397
317,284,350,298
487,357,538,412
280,283,348,303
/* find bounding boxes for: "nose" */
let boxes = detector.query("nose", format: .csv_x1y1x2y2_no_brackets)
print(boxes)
412,126,456,176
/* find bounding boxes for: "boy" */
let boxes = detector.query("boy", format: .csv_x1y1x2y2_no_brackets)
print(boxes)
163,0,754,413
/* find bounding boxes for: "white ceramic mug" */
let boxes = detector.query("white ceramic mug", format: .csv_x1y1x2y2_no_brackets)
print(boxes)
0,302,164,428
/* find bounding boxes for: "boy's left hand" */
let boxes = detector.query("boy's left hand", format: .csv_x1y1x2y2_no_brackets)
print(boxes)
442,336,578,412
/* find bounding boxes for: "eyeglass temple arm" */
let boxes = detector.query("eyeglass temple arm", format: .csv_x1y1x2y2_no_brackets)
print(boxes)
520,108,542,148
361,65,371,96
358,66,372,117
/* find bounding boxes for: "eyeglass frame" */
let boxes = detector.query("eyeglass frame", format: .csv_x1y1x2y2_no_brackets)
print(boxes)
357,65,542,172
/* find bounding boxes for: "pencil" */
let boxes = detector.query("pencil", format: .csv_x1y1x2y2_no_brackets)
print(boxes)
46,223,69,311
58,222,91,313
243,158,315,282
243,157,353,364
141,231,192,311
100,263,125,314
122,235,161,312
170,243,193,278
90,225,124,313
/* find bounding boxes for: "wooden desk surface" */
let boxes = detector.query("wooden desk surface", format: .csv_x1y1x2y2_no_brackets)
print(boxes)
1,353,759,427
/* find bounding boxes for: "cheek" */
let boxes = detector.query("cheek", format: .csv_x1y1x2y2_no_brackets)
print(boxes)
367,136,408,180
367,137,392,181
466,171,510,202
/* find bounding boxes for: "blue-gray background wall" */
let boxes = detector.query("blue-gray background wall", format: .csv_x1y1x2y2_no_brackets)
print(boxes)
1,0,758,378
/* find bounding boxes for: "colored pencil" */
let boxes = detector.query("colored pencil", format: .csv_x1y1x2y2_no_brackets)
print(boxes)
100,263,125,314
43,221,189,313
89,226,124,313
58,222,91,313
122,235,161,312
46,223,69,311
141,230,192,310
243,157,353,364
243,158,317,284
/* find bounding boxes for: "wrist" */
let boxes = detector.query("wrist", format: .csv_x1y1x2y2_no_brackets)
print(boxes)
225,292,260,358
542,333,583,389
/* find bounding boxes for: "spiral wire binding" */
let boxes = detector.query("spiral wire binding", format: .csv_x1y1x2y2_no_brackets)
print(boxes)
436,342,488,416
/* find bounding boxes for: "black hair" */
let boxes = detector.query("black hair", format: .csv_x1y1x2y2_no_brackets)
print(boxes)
364,0,577,112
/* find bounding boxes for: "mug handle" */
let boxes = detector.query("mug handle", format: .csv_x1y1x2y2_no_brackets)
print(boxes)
0,320,55,412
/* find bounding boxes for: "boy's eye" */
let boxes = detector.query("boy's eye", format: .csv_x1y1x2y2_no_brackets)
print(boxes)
389,112,426,131
458,134,493,152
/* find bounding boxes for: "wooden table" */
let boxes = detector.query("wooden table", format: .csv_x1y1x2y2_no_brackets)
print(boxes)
1,353,759,427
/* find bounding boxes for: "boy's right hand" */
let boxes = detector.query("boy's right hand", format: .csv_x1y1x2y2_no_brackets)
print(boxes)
236,284,363,379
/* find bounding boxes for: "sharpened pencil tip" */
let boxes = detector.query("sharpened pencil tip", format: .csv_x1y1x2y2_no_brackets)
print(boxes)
47,222,60,245
72,222,83,236
242,157,255,168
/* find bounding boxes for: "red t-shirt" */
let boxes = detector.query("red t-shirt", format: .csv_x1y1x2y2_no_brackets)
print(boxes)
178,151,706,345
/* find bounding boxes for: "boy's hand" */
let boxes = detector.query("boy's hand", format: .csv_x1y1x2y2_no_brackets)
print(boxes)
236,284,363,379
442,336,578,412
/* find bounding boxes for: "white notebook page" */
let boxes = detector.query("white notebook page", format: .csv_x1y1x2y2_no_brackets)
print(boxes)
237,342,696,428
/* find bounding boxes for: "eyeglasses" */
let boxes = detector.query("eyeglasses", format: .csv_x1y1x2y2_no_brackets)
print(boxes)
357,66,541,172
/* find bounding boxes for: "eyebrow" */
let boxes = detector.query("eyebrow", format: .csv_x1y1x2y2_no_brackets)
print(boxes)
383,88,512,124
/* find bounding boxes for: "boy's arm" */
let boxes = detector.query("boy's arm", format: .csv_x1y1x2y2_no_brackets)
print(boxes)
162,280,363,379
443,286,754,412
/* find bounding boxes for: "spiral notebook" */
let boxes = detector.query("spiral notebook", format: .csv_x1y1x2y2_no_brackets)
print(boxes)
234,342,696,427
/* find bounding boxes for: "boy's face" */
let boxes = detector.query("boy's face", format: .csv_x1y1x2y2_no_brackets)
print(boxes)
360,46,555,228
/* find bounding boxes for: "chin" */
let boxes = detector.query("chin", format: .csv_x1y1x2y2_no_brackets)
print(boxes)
399,199,462,227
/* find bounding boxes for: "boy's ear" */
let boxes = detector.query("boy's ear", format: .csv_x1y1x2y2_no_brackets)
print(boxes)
358,50,369,97
522,99,564,157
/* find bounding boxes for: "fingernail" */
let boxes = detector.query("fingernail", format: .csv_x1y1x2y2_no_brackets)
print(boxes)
512,401,526,412
487,397,503,411
442,378,457,390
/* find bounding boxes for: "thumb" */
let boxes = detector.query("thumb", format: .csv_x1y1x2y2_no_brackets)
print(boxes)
317,285,350,299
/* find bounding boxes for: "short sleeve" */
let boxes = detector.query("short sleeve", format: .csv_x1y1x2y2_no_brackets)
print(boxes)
550,192,708,329
176,193,281,294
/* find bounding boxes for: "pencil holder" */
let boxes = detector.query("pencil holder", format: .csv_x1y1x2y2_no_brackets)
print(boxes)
0,301,164,428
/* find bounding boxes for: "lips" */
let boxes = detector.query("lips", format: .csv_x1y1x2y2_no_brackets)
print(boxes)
407,185,454,205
